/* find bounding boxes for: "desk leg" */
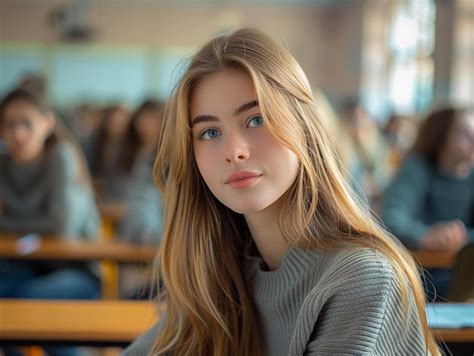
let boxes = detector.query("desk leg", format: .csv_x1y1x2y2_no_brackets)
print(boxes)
101,260,118,299
23,346,44,356
100,216,118,299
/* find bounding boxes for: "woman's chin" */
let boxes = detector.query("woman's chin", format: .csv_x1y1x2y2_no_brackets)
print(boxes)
225,200,275,216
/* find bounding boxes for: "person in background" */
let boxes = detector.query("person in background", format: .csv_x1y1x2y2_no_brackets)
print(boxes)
118,100,164,298
0,88,101,356
119,99,164,245
123,28,438,356
88,104,130,224
382,107,474,300
17,73,47,99
382,113,419,173
339,99,393,210
71,103,102,158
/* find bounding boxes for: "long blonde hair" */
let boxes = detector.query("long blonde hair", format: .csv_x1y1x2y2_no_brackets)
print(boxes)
152,28,439,355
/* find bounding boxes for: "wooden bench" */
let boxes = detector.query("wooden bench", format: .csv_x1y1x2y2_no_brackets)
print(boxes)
0,300,472,349
411,250,456,269
0,234,156,298
0,234,458,299
0,300,158,347
1,234,456,268
0,234,155,264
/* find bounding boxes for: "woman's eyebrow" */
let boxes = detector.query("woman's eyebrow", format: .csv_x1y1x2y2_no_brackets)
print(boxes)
190,115,218,128
233,100,258,116
190,100,259,128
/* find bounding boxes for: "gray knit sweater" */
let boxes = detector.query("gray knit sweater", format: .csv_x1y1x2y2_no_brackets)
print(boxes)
0,141,100,238
122,247,429,355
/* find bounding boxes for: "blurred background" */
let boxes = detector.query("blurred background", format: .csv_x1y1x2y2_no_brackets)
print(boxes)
1,0,472,120
0,1,473,355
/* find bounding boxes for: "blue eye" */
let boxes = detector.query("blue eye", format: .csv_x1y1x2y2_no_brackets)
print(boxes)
200,128,221,140
248,115,264,128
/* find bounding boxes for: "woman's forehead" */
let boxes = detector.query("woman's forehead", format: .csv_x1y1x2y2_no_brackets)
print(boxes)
189,69,257,120
3,99,42,118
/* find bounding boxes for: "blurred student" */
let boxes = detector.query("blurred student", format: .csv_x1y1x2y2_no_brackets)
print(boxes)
119,99,164,244
71,103,102,155
0,88,101,355
382,107,474,299
339,99,393,209
118,100,164,298
17,73,46,98
383,113,418,172
87,104,130,222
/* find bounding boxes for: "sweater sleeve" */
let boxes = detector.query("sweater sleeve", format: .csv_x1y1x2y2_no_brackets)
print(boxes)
119,157,163,245
302,250,428,355
381,155,432,249
0,144,77,235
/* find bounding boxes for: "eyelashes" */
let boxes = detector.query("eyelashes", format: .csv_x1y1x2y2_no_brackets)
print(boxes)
247,115,264,128
197,115,264,141
199,128,221,140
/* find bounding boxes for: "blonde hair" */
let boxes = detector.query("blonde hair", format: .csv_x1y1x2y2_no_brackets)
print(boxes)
152,28,439,355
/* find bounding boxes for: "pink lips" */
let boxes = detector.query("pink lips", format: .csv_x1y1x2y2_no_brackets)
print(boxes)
225,171,262,189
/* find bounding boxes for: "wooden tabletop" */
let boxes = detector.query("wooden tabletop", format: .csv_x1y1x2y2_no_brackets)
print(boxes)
1,234,457,269
0,299,158,345
431,328,474,343
0,299,472,346
411,250,456,269
0,234,156,264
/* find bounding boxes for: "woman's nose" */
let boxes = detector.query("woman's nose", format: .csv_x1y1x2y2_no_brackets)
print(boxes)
224,133,250,163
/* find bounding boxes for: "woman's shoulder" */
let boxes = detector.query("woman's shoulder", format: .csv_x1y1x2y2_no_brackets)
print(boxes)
300,247,426,355
48,141,76,162
327,246,394,277
315,246,399,296
46,141,79,178
398,153,432,175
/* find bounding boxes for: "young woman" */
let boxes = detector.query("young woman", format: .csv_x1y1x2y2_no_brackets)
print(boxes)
118,99,164,243
382,107,473,300
0,88,100,356
118,100,164,298
0,88,100,241
87,104,131,223
124,29,439,355
339,99,393,209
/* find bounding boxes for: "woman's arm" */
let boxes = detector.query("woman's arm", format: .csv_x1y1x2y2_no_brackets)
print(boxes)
0,146,74,234
120,158,163,245
303,251,427,355
381,155,431,249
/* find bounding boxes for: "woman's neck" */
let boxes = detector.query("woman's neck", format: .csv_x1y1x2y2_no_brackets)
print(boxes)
245,202,291,271
12,149,45,166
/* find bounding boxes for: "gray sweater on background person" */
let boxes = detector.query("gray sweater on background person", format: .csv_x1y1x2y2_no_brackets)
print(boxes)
382,154,474,249
0,141,100,239
122,247,429,356
119,151,163,245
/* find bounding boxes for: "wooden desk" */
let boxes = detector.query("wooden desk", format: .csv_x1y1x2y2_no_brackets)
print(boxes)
98,201,127,223
432,328,474,354
0,299,472,351
0,300,158,347
0,234,155,264
431,328,474,343
0,234,156,298
1,235,456,268
411,250,456,269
